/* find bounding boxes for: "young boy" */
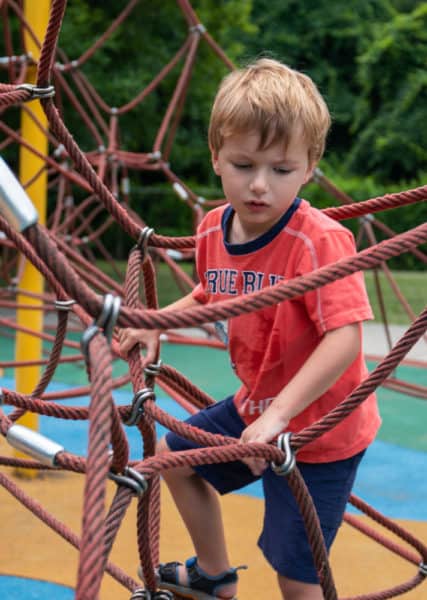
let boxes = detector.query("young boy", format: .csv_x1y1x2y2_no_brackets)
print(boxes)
120,58,381,600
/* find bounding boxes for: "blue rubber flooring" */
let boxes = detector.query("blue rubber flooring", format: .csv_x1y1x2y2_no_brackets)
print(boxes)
0,576,73,599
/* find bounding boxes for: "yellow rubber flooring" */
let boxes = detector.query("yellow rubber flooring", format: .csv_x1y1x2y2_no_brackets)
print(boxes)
0,437,426,599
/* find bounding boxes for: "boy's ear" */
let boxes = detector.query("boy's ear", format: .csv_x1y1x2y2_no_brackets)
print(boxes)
303,163,316,185
210,147,221,175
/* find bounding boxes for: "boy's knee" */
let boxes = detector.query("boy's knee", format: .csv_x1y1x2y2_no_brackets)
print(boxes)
156,435,198,481
277,574,323,600
156,435,171,455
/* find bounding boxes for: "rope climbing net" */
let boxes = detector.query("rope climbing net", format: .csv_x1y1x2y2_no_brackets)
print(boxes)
0,1,426,599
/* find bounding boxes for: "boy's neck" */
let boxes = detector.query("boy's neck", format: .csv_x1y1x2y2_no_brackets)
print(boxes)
227,210,266,244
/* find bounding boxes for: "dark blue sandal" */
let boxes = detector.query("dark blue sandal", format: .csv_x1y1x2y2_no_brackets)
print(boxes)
156,556,247,599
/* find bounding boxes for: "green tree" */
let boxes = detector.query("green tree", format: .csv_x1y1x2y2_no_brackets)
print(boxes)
57,0,255,184
240,0,426,182
54,1,256,244
348,3,427,180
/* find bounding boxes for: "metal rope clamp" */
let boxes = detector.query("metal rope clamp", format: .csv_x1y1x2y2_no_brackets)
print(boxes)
271,432,296,476
130,591,148,600
419,561,427,577
16,83,55,100
131,589,174,599
109,466,148,497
190,23,206,34
144,359,162,377
95,293,122,344
81,294,121,363
137,226,154,262
80,324,101,363
54,299,76,312
125,388,156,426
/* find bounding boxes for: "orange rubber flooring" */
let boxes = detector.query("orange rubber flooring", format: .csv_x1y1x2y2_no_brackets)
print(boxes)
1,434,426,599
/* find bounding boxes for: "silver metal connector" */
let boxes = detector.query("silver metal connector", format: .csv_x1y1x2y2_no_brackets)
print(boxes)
6,424,64,466
0,157,38,231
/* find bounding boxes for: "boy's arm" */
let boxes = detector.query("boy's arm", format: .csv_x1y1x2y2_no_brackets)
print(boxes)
119,291,200,364
240,322,361,448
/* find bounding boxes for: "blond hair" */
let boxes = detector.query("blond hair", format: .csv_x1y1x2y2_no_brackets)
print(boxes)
208,58,331,164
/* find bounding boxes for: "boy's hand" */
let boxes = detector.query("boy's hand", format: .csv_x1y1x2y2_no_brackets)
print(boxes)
119,328,160,366
239,404,290,476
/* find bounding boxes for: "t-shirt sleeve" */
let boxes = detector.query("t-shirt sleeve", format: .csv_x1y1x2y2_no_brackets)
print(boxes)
192,282,208,304
191,223,209,305
297,229,373,335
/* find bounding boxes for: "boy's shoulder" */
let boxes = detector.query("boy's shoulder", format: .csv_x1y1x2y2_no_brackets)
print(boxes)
196,204,227,236
295,199,353,240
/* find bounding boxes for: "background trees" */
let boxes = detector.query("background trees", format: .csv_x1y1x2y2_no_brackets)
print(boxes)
241,0,426,183
1,1,425,263
56,0,427,184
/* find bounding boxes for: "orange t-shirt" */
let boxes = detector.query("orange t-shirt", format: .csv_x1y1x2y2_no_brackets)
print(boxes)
192,198,381,462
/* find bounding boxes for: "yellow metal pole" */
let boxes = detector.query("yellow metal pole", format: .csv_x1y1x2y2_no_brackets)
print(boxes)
14,0,51,477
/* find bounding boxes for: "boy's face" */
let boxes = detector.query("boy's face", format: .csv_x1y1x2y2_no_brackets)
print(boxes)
211,129,314,242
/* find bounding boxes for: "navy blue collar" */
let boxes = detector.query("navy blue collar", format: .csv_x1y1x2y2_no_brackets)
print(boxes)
221,197,301,255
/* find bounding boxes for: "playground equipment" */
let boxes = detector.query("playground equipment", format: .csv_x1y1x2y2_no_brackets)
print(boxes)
0,1,426,599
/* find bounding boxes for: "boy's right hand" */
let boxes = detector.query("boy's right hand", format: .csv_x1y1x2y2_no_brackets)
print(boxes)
119,328,160,366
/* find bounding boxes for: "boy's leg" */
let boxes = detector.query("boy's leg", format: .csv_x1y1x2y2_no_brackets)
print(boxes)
259,451,365,600
158,436,233,577
277,574,323,599
155,396,258,597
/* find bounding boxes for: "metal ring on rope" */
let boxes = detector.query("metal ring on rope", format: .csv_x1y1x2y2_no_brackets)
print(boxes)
108,466,148,497
125,388,156,426
271,432,296,476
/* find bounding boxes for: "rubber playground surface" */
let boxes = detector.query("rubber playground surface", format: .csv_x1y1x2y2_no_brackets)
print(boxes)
0,325,426,599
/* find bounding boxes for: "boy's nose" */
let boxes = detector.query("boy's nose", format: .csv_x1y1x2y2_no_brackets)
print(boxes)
249,171,268,195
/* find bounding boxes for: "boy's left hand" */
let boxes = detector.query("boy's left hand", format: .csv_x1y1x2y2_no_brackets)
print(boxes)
239,404,289,476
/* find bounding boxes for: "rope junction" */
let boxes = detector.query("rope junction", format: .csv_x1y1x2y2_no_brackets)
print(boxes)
0,1,426,599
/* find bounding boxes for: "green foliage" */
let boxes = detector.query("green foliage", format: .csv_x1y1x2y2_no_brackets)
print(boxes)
303,162,427,270
53,0,257,241
347,3,427,180
57,1,255,177
241,0,427,182
364,270,427,324
1,1,425,269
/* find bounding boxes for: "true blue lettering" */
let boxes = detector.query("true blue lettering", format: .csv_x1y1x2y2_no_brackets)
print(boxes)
206,269,238,295
269,274,284,286
205,269,283,295
242,271,264,294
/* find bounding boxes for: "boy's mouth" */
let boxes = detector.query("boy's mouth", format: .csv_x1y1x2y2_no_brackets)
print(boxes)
245,200,268,210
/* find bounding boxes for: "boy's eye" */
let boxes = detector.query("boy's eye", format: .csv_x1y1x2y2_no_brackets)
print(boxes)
274,167,291,174
232,162,251,169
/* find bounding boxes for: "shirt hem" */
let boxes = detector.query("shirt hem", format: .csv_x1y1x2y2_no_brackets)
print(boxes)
294,425,381,464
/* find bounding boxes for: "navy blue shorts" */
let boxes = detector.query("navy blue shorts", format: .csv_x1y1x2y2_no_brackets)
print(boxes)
165,396,365,583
